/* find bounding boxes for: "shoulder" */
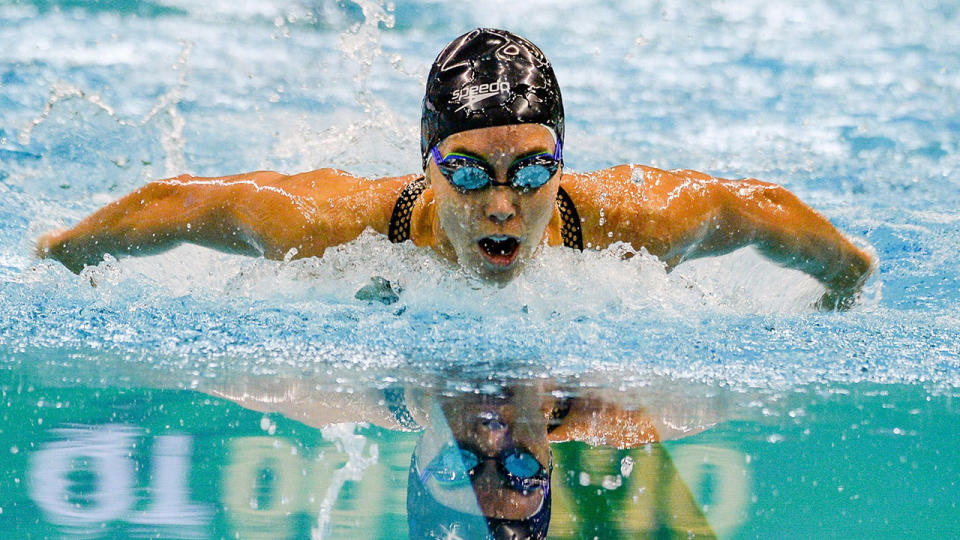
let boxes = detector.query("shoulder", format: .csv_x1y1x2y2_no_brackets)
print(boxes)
268,169,417,195
559,164,688,202
561,164,756,210
557,164,741,253
545,395,660,447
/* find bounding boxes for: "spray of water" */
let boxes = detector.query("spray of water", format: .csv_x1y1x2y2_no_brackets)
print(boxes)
19,43,193,179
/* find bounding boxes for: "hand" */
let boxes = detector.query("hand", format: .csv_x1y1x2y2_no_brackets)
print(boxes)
814,249,876,311
36,229,63,259
36,229,85,273
814,286,861,311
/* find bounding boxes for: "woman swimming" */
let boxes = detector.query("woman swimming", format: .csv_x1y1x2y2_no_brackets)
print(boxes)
36,28,874,310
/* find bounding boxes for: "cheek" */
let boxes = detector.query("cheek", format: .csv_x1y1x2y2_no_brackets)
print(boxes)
522,191,557,227
437,195,477,237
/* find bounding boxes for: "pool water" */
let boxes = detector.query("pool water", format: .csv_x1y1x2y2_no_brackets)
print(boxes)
1,0,958,538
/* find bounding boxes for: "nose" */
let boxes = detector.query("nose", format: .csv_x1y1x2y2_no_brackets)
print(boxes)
474,411,510,454
486,187,517,224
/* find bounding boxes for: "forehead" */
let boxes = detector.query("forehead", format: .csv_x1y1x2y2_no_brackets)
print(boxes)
440,398,551,465
439,124,556,156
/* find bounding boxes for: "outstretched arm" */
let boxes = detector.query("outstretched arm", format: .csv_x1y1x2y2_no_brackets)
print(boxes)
713,177,874,310
568,165,875,310
700,175,873,310
202,377,424,431
37,169,410,273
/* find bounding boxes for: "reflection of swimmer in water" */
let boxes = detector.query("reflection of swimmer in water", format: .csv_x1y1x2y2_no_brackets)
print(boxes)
37,28,873,309
206,378,715,539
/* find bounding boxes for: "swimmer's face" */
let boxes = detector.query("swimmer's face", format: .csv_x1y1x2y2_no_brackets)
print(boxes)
427,124,561,283
418,389,551,520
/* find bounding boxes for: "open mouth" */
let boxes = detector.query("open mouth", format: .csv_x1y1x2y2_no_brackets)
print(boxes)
477,235,521,267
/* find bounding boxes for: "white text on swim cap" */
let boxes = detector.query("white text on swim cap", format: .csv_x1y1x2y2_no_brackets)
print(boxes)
451,80,510,112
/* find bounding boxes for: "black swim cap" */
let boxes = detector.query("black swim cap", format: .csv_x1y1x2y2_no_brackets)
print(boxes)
421,28,564,169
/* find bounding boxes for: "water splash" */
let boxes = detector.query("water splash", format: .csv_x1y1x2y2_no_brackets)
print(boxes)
18,43,194,179
3,0,959,396
313,424,378,539
338,0,395,97
269,0,416,175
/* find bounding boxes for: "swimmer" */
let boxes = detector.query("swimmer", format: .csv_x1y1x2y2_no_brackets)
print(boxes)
36,28,874,310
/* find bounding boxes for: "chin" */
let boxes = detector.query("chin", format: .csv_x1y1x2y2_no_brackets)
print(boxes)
476,263,523,284
475,250,537,285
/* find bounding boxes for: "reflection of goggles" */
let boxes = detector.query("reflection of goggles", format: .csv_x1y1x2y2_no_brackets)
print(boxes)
407,460,552,540
430,140,563,192
419,443,551,494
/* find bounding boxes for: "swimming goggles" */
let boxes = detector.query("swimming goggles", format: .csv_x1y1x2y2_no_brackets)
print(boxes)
419,442,550,494
430,140,562,192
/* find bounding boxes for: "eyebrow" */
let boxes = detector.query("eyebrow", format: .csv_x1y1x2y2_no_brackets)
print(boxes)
442,150,487,161
442,146,552,165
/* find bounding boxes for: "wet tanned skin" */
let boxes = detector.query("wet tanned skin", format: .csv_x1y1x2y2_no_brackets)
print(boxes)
419,387,664,519
37,123,875,308
206,378,668,519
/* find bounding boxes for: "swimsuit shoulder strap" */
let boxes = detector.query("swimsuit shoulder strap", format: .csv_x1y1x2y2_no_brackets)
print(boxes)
388,176,427,243
547,396,573,433
556,186,584,251
383,387,422,432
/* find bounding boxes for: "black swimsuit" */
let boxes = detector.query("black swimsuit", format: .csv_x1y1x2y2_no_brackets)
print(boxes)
388,176,584,250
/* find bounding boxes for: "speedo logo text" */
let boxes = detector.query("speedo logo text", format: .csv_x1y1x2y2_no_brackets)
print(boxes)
452,80,510,111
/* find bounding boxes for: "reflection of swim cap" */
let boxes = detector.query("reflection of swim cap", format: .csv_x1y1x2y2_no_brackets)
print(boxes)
406,459,552,540
421,28,565,169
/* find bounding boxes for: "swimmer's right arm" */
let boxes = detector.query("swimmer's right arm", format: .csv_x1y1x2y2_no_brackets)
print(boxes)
37,172,284,273
37,170,409,273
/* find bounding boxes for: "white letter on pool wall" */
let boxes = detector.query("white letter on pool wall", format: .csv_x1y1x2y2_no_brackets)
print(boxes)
668,445,750,536
129,435,212,536
28,425,137,534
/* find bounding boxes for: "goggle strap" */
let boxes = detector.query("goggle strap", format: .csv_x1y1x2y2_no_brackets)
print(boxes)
419,464,432,484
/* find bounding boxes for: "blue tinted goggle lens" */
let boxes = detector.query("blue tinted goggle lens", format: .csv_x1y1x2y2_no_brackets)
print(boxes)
450,166,490,191
422,447,478,486
503,451,541,478
431,142,562,192
511,164,553,189
422,445,547,492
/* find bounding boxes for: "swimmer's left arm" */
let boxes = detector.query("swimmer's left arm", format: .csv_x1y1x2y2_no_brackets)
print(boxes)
694,176,873,309
546,398,660,448
571,166,875,310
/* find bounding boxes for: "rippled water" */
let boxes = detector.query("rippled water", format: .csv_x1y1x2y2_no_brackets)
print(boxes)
1,0,958,537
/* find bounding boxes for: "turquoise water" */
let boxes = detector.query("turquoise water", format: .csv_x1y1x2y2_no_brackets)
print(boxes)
1,0,959,537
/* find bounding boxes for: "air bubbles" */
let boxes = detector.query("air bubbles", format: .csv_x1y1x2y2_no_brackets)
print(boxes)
260,416,277,435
